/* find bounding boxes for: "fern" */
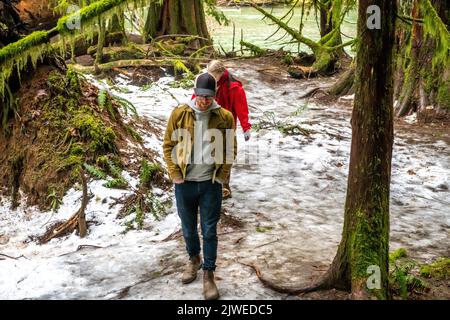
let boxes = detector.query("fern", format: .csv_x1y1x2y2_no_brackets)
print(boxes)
105,99,116,120
98,88,107,111
112,94,138,117
83,163,107,180
135,204,145,229
145,192,165,221
103,178,128,189
126,126,143,143
140,160,161,186
47,189,63,212
106,159,123,179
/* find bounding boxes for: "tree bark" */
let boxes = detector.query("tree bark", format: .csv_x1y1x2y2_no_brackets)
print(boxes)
325,0,396,299
395,0,450,118
142,0,211,47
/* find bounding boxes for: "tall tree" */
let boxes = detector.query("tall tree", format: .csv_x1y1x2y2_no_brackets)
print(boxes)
395,0,450,118
321,0,397,298
143,0,211,46
248,0,397,299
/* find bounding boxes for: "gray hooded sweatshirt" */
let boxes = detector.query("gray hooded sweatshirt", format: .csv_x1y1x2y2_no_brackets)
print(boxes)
185,98,221,182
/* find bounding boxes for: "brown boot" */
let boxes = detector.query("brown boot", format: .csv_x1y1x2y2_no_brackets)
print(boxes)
203,270,220,300
181,255,202,284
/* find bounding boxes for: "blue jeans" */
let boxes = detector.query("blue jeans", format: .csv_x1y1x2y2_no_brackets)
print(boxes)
175,180,222,271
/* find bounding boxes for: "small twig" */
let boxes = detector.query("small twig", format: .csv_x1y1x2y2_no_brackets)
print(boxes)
0,253,28,260
254,238,280,249
415,195,450,206
76,244,104,251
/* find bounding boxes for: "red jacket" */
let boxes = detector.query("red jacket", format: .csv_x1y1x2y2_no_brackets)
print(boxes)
193,70,251,133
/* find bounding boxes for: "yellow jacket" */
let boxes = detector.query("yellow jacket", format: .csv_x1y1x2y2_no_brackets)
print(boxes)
163,104,237,183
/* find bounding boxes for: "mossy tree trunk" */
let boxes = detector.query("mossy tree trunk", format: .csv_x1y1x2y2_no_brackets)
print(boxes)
109,11,127,44
323,0,396,299
251,1,352,74
143,0,211,47
317,0,343,47
395,0,450,118
96,17,106,64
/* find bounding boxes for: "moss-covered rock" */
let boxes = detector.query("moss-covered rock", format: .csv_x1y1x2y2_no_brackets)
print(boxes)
389,248,408,263
420,257,450,279
71,109,117,153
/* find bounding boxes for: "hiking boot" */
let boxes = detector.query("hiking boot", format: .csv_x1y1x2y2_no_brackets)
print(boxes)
203,270,220,300
181,255,202,284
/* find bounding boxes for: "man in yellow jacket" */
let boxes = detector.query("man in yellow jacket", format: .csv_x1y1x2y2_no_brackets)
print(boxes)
163,72,237,300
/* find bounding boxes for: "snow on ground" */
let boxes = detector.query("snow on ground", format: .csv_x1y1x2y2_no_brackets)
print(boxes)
0,61,449,299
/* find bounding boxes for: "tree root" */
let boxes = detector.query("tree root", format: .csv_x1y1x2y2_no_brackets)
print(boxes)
38,170,89,244
299,87,330,99
239,261,333,294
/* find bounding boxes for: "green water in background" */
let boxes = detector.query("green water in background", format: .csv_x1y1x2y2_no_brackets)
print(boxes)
208,6,357,55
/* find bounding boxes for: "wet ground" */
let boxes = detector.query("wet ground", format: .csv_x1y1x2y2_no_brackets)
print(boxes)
0,58,448,299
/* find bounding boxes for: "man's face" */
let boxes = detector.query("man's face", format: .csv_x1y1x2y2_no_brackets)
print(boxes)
196,95,214,111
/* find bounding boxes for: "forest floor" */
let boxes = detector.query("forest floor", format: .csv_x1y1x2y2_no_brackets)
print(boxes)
0,57,448,300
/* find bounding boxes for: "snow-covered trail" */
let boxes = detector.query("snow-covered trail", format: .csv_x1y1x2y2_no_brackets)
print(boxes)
0,59,448,299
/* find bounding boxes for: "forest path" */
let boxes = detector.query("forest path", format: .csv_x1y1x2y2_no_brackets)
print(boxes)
114,58,450,299
0,58,448,299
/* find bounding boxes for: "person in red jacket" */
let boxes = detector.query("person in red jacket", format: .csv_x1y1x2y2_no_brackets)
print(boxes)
207,60,252,199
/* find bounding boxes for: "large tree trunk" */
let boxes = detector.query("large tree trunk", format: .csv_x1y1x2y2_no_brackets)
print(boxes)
324,0,396,299
143,0,211,47
318,0,343,47
395,0,450,118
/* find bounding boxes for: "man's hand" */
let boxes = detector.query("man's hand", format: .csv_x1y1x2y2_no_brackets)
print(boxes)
173,178,184,184
244,130,251,141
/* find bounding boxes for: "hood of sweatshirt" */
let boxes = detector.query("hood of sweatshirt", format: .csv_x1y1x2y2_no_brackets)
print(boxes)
187,97,221,114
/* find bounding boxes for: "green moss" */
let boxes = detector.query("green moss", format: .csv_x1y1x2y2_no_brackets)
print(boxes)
389,248,408,263
240,41,267,57
57,154,84,172
58,0,126,35
0,0,148,98
96,155,109,168
348,185,390,299
0,30,50,96
69,143,85,156
350,209,389,279
256,226,273,233
71,109,116,153
66,68,81,95
437,80,450,109
420,257,450,279
0,31,49,64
